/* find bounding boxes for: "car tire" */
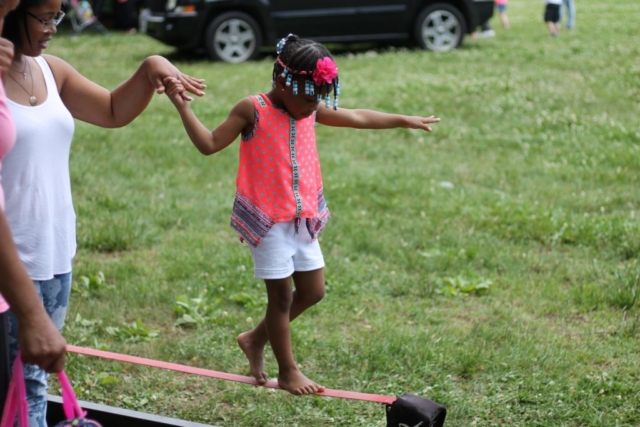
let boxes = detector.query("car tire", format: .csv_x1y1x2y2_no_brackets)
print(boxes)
204,11,262,63
414,3,467,52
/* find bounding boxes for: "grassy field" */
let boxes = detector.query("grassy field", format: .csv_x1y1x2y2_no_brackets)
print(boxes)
44,0,640,425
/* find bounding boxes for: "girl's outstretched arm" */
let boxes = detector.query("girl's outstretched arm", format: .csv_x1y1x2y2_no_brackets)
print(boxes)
164,77,254,156
316,107,440,132
45,54,205,128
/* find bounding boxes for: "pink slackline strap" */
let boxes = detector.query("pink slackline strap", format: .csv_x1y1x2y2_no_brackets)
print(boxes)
67,345,396,405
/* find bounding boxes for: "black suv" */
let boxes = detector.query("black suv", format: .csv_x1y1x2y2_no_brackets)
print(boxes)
142,0,494,63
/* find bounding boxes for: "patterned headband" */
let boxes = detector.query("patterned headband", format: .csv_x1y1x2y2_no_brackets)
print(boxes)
276,51,341,109
276,57,338,87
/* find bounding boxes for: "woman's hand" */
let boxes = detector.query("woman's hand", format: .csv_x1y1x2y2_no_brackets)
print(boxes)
146,55,206,101
18,313,67,373
0,37,15,74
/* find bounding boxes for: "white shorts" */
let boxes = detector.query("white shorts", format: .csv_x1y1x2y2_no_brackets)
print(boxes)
247,220,325,279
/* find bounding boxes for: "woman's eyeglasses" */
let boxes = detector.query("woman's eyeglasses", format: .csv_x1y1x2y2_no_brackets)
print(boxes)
27,10,66,30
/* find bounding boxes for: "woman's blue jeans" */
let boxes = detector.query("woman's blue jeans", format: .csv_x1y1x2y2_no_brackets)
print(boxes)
560,0,575,29
8,272,72,427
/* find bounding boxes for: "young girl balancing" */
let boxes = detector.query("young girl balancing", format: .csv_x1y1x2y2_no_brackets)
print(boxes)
164,34,440,396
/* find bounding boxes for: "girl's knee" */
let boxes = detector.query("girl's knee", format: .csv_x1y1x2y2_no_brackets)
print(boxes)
267,284,294,313
313,286,326,304
300,286,325,306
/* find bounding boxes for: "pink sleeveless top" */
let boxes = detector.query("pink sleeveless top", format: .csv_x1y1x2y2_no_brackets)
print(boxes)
0,80,17,312
231,94,330,247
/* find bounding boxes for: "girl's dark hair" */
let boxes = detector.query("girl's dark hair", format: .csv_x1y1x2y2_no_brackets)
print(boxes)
273,34,340,107
2,0,50,50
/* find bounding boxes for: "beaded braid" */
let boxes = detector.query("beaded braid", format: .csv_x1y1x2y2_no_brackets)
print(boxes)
272,34,341,110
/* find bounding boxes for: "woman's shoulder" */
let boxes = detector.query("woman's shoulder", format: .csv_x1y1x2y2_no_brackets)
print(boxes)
41,54,70,67
40,55,75,77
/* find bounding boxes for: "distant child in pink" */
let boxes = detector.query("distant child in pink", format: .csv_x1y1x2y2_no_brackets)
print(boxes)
163,34,440,396
495,0,510,29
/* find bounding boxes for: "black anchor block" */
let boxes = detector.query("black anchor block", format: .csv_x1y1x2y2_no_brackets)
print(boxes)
386,393,447,427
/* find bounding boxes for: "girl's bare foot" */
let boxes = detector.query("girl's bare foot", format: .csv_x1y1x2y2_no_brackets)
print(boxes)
237,332,268,384
278,367,325,395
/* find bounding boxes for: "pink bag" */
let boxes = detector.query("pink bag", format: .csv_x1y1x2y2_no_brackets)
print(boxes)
0,352,28,427
1,352,102,427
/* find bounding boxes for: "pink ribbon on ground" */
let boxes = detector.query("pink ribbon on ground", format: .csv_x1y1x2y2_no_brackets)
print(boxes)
67,345,396,405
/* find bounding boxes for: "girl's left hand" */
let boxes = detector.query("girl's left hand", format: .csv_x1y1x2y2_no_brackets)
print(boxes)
146,55,206,101
406,115,441,132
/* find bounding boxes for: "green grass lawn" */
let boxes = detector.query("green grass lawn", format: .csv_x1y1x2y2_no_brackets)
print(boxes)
46,0,640,425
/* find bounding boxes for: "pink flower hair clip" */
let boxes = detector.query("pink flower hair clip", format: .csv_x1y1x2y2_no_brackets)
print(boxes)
312,57,338,86
313,57,340,109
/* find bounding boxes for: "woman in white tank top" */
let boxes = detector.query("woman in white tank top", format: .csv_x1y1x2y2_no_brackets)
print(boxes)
0,0,66,410
1,0,205,423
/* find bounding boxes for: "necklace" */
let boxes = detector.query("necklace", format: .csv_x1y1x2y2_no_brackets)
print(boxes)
6,58,37,106
9,59,28,79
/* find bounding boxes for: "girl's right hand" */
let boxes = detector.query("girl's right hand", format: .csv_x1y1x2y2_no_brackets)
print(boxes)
147,55,205,100
163,76,188,107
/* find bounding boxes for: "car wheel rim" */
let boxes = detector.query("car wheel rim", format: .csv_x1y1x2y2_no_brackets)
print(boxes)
213,18,256,63
421,10,460,52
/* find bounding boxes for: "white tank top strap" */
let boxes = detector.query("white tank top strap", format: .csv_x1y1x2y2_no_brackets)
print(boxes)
35,55,63,107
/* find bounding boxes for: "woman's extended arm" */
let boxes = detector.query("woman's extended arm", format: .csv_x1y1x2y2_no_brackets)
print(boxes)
46,54,206,128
